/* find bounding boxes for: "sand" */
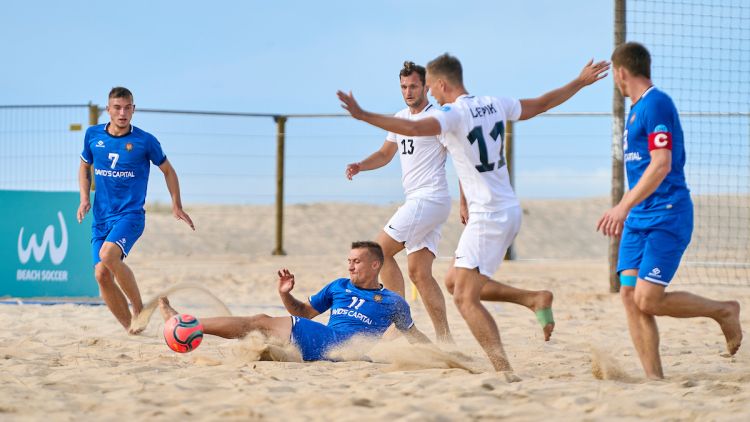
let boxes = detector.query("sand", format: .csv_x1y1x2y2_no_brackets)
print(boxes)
1,198,748,421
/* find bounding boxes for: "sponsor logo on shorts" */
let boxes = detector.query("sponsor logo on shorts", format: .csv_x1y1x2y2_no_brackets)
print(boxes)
648,267,662,279
388,225,397,230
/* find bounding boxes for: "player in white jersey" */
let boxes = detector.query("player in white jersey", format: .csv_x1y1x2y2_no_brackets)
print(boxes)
346,62,453,342
338,53,609,373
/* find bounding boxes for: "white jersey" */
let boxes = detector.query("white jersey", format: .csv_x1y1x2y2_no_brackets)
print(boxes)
386,104,450,199
433,94,522,213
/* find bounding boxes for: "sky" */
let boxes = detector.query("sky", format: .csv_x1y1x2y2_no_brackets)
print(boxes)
1,1,619,204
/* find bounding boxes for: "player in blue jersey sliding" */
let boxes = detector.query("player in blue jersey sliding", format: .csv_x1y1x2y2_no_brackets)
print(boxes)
598,42,742,379
77,87,194,334
158,241,430,361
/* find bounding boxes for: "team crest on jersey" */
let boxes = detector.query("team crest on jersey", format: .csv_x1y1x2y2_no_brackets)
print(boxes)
125,142,133,152
373,294,382,303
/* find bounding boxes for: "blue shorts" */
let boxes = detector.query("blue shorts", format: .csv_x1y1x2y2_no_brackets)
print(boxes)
290,316,343,361
91,213,145,265
617,209,693,286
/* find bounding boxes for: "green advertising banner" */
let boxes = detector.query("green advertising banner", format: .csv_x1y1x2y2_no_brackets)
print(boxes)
1,190,98,297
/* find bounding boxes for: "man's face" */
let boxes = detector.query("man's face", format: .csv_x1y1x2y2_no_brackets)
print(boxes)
425,72,445,105
347,248,379,284
612,66,628,98
106,96,135,129
400,72,427,109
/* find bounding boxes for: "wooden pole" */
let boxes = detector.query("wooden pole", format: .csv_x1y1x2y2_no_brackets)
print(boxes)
505,120,515,261
610,0,626,292
272,116,287,256
88,103,99,191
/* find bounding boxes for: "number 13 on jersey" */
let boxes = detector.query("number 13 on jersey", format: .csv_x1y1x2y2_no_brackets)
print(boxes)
466,120,505,173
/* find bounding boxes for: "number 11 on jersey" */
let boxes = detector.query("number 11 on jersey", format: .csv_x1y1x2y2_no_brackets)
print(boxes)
466,121,505,173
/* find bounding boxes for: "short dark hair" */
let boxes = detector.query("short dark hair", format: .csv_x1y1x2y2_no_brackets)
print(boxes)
109,87,134,101
427,53,463,85
399,61,426,85
351,241,384,264
611,42,651,79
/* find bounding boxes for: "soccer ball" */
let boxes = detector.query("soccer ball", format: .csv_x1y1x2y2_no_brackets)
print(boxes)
163,314,204,353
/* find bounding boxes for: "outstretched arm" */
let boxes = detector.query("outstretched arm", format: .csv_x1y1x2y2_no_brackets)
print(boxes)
158,159,195,230
346,141,398,180
337,91,441,137
277,269,320,319
519,59,610,120
597,149,671,237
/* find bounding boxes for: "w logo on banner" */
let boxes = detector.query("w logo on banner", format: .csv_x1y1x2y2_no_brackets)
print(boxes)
17,211,68,265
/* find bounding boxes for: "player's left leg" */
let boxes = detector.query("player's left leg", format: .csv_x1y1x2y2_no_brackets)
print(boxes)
376,230,406,296
158,296,293,341
633,281,742,356
452,267,512,372
633,210,742,356
407,248,452,343
445,266,554,341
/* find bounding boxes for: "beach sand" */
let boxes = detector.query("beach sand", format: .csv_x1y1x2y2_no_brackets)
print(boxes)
1,199,748,420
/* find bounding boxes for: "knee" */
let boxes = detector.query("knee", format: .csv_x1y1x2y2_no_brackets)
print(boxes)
444,271,455,295
94,265,113,285
452,285,477,313
98,245,121,268
633,291,662,315
408,267,429,285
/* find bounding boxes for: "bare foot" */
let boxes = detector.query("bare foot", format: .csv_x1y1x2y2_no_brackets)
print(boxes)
717,300,742,356
158,296,179,322
500,371,522,383
531,290,555,341
127,320,145,335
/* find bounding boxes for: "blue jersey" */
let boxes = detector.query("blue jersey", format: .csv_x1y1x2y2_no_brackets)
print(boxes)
623,87,691,216
80,123,167,223
308,278,414,340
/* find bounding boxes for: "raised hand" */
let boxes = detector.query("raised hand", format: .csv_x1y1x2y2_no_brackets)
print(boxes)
578,59,610,87
278,268,295,294
337,90,365,120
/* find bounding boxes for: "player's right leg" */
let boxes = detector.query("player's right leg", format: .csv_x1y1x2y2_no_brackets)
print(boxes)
97,213,146,333
94,261,132,331
158,297,293,341
619,269,664,379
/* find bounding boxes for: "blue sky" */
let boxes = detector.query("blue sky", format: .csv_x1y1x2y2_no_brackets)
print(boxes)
1,1,617,203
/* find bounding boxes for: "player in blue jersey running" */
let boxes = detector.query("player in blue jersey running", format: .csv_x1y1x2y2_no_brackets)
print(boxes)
598,42,742,379
77,87,194,334
158,241,430,361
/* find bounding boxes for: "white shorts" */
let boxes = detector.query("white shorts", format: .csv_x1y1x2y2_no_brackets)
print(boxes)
454,206,522,277
383,197,451,256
